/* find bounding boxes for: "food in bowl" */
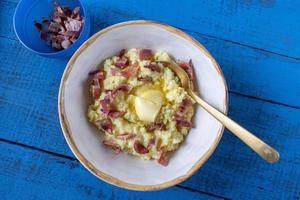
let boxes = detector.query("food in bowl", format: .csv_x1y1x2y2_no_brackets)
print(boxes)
87,48,195,166
33,1,84,50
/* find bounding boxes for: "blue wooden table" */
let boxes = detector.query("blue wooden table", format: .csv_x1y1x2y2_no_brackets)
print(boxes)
1,0,300,199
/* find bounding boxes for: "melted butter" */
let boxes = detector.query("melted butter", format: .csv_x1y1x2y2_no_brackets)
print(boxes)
134,88,164,122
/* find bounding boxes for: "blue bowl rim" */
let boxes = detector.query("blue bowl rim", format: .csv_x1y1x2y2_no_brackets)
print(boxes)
13,0,90,57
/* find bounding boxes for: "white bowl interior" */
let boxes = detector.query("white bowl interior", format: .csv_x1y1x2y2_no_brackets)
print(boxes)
62,23,227,186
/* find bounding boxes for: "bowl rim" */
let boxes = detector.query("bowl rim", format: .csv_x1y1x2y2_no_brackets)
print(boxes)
13,0,90,57
58,20,228,191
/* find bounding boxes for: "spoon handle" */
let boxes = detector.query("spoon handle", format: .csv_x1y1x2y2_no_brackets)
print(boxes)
189,90,280,163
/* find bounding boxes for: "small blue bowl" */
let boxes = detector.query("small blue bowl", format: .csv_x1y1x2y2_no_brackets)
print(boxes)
13,0,90,58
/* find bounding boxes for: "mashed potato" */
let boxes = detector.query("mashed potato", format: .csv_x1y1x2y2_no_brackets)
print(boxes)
87,48,195,166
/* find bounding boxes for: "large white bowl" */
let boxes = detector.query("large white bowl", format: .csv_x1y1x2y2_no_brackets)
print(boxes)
58,20,228,190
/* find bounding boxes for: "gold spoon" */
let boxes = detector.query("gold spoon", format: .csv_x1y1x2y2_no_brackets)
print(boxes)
163,59,280,163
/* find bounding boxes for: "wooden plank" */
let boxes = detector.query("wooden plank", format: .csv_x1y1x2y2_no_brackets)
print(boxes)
0,141,220,200
2,0,300,58
1,1,299,107
0,38,71,156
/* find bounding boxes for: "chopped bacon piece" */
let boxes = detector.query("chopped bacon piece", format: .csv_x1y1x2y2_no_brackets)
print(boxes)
147,122,166,132
112,84,133,95
111,67,120,76
174,111,184,121
114,57,128,69
93,71,105,81
174,98,193,128
138,76,152,82
100,98,111,114
121,64,139,77
118,49,126,57
139,49,153,60
117,133,135,140
177,60,195,80
178,98,192,113
91,85,101,99
176,119,193,128
64,18,82,32
158,151,169,166
144,63,162,72
71,7,80,18
134,141,149,154
48,22,61,33
99,118,113,134
34,21,42,31
103,141,121,154
108,111,126,118
89,70,104,86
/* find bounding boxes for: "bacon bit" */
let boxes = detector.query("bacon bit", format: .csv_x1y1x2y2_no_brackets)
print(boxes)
174,111,184,121
134,141,149,154
99,119,113,134
94,71,105,82
90,71,105,86
111,67,120,76
34,21,42,31
100,98,111,114
91,85,101,99
158,151,169,166
108,111,126,118
112,84,133,95
115,57,128,69
177,60,195,80
93,71,105,81
178,98,192,113
147,137,156,148
138,76,152,82
117,133,135,140
121,63,139,77
118,49,126,57
147,122,166,132
139,49,153,60
103,141,121,154
176,119,193,128
144,63,162,72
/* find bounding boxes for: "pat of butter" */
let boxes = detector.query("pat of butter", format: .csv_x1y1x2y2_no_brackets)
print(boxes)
140,90,164,105
134,90,164,122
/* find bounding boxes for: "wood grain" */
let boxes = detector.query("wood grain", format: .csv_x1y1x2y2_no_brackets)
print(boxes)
0,141,221,200
1,68,299,199
1,1,299,108
3,0,300,58
86,0,300,59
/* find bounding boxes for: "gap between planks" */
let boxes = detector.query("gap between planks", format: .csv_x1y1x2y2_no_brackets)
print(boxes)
0,137,231,200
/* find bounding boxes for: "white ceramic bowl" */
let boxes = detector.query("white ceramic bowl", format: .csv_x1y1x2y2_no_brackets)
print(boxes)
58,20,228,190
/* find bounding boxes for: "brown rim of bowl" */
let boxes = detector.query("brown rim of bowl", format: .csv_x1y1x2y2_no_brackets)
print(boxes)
58,20,228,191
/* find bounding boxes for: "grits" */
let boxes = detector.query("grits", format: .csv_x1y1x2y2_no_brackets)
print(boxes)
87,48,195,166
